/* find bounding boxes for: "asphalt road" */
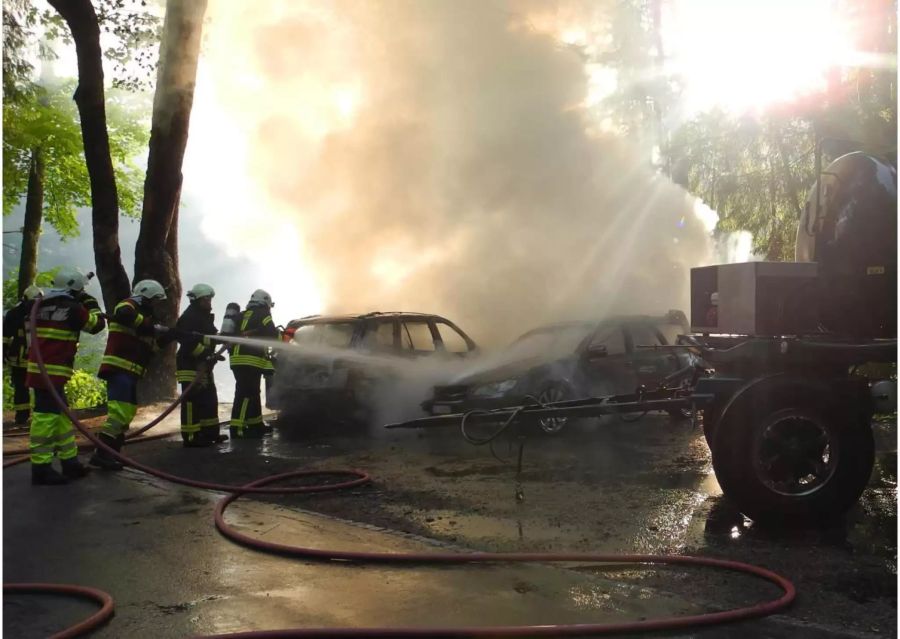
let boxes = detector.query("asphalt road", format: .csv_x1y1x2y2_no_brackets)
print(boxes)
3,407,895,637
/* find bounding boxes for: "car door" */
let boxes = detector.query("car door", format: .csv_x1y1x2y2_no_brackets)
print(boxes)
625,321,676,389
580,321,634,396
433,320,475,357
399,319,438,358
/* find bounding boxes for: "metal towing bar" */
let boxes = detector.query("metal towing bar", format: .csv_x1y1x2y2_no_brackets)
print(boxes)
386,365,711,430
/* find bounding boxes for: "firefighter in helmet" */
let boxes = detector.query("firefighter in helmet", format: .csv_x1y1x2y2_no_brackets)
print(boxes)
4,284,42,426
176,283,226,447
229,289,278,439
26,267,105,485
90,279,174,470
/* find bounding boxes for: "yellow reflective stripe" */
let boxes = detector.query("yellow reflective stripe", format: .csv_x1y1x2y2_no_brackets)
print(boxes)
200,418,220,427
84,309,101,331
12,402,30,410
27,362,74,377
101,355,145,376
230,355,273,368
262,316,272,326
35,327,78,341
2,337,11,344
108,323,137,336
191,343,206,357
176,370,197,382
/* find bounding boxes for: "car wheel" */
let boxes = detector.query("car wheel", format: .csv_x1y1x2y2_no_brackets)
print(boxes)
535,382,572,435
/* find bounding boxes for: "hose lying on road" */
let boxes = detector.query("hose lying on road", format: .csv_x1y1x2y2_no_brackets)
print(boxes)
3,297,797,638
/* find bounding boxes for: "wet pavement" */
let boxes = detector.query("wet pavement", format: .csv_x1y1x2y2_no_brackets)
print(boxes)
3,406,896,637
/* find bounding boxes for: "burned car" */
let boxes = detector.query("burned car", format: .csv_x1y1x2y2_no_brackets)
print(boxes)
424,311,697,434
269,312,478,422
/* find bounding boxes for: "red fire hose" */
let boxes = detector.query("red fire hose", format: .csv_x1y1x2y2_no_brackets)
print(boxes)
4,297,796,638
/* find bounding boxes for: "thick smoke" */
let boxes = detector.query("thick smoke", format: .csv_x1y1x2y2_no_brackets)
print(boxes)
199,0,712,346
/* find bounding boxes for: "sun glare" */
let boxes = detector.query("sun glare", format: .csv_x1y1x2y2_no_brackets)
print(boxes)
663,0,855,114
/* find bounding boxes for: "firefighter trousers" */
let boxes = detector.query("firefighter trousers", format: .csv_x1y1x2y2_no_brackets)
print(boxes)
10,365,31,424
230,367,264,438
30,388,78,465
180,377,220,443
101,372,139,438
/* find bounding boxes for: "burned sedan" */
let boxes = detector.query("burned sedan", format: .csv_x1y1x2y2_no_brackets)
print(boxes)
268,312,478,423
424,311,696,434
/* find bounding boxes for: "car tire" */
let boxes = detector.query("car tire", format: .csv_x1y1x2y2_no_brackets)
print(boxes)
534,382,575,435
710,375,874,525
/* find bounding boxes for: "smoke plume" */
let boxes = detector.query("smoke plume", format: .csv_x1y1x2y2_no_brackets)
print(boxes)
197,0,713,346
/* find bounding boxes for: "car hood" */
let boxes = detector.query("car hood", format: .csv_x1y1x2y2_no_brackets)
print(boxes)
446,354,567,388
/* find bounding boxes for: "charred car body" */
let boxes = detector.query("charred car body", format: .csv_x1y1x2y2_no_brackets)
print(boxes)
425,311,697,433
269,312,478,422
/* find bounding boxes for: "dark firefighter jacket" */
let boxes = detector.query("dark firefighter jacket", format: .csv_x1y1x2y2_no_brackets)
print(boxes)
99,297,166,379
175,302,217,383
229,304,277,372
3,299,33,368
26,292,106,389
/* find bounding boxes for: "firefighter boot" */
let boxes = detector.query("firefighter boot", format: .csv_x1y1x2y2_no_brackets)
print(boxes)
60,457,91,480
89,433,124,471
31,463,69,486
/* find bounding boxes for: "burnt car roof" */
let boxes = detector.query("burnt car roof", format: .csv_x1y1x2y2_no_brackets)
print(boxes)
287,311,451,327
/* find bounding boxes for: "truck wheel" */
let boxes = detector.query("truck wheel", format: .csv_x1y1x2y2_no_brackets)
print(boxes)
711,376,874,525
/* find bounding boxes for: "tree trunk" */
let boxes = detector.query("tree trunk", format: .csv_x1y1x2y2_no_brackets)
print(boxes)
46,0,131,313
18,148,43,295
134,0,208,401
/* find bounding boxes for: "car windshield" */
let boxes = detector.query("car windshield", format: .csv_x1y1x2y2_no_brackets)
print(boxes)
509,324,594,358
291,322,356,348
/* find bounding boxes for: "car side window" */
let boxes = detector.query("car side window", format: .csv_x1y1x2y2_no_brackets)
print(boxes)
629,323,663,349
401,321,436,352
589,324,626,355
365,320,396,350
435,321,470,353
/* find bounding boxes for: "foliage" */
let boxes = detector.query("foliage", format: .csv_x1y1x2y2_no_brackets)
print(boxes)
2,267,58,308
2,82,149,236
669,113,816,259
64,369,107,409
2,0,160,97
2,368,13,411
600,0,897,260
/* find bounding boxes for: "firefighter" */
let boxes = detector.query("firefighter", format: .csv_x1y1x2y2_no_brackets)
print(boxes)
176,283,226,447
90,279,172,470
229,289,278,439
26,268,105,485
4,284,42,426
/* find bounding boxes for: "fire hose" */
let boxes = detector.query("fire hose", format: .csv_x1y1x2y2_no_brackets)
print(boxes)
4,297,796,638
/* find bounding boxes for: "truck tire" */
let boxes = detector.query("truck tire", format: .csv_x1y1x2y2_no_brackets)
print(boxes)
710,376,874,525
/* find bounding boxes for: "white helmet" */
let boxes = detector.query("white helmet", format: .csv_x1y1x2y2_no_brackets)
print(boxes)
133,279,167,301
187,283,215,301
22,285,42,300
249,288,274,308
54,267,88,292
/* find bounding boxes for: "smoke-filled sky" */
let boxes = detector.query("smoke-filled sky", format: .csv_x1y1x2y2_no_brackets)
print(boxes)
186,0,717,346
